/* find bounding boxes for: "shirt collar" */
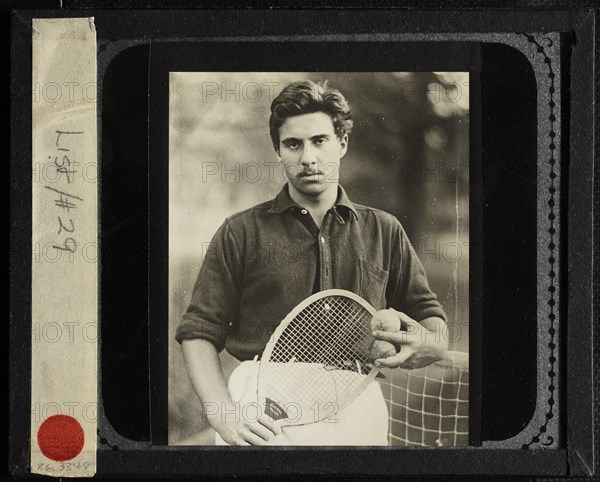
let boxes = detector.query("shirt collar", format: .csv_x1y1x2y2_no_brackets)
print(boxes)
335,185,359,222
268,183,359,222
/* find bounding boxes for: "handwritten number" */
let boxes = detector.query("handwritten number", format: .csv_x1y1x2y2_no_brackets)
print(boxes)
52,237,77,253
57,217,75,235
36,461,92,473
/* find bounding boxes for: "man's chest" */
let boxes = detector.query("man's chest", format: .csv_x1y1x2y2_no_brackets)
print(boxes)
238,215,392,310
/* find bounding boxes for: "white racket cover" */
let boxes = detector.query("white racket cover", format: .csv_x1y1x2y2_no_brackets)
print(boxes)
257,289,380,426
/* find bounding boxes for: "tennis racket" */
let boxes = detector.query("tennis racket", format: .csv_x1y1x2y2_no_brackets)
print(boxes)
256,289,384,427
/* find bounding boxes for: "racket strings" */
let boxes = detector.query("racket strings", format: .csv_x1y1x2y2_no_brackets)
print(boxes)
270,297,371,369
262,295,375,423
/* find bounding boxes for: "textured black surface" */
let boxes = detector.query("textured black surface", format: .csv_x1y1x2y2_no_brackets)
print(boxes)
8,9,34,479
565,8,597,478
480,42,538,442
595,9,599,477
7,4,598,479
59,0,600,8
594,9,599,478
101,45,151,442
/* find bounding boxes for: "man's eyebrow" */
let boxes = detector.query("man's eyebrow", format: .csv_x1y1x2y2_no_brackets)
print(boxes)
281,134,331,143
280,133,333,144
310,134,331,140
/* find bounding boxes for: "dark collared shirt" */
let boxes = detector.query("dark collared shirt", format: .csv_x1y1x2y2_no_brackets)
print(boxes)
175,184,446,360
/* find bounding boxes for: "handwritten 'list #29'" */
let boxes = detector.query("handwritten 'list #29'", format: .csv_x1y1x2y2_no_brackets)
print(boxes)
44,130,84,255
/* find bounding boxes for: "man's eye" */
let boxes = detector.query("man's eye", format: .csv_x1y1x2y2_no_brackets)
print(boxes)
315,138,327,145
287,143,299,150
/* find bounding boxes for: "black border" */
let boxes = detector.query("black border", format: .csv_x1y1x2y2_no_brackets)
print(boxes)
478,41,538,443
9,7,597,478
566,8,596,477
147,40,483,448
468,62,483,448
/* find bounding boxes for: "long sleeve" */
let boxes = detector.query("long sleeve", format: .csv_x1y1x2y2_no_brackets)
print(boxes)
389,221,447,323
175,220,241,351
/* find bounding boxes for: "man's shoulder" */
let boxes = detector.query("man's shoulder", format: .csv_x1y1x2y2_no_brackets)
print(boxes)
352,202,402,229
223,198,275,226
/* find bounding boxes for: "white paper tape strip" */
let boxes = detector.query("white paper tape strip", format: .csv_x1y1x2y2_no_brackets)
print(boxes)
31,17,97,478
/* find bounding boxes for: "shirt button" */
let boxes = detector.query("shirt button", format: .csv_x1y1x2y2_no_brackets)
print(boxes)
320,236,326,244
301,209,308,214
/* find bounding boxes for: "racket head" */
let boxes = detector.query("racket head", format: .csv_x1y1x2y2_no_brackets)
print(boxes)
257,289,380,427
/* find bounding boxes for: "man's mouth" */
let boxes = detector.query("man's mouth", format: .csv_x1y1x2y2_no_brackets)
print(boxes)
298,171,323,178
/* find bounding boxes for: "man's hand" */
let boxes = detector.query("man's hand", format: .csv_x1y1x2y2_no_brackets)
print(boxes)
371,310,448,369
182,339,283,446
210,406,282,446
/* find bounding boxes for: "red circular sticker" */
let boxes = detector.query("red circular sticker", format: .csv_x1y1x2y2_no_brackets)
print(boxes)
37,415,84,462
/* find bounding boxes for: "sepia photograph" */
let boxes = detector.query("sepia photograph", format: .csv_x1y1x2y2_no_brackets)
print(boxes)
168,72,469,446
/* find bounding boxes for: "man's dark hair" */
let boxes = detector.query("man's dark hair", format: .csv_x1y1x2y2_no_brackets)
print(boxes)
269,80,354,152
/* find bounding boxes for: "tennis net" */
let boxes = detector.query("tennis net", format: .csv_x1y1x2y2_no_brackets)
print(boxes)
379,350,469,446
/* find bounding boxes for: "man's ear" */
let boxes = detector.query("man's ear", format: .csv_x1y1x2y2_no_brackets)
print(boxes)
339,133,349,158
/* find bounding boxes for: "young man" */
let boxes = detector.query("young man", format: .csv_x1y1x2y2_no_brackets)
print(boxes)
176,80,448,446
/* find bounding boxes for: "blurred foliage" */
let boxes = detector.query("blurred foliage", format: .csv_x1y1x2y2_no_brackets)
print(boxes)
168,72,469,444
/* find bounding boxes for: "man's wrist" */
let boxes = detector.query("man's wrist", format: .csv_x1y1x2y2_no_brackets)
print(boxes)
419,316,448,357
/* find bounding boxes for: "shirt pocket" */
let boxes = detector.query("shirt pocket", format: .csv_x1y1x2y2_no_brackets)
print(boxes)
359,258,389,310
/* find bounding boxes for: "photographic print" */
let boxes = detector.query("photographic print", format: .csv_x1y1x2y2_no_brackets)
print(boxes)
167,72,469,446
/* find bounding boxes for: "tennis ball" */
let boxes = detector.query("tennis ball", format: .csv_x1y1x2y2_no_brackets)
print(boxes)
368,309,401,362
369,340,397,360
370,309,401,332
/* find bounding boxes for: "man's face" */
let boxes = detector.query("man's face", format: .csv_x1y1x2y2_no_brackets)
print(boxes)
278,112,348,198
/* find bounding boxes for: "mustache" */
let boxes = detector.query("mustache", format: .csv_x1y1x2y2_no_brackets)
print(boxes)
298,170,324,177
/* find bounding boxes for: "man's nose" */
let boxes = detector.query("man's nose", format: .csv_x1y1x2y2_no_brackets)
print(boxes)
300,145,317,166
